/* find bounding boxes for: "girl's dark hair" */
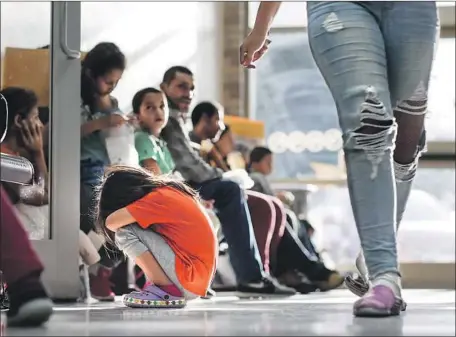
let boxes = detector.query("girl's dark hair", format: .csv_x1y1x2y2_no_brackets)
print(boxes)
0,87,38,138
94,165,198,242
131,87,162,114
81,42,126,110
248,146,272,169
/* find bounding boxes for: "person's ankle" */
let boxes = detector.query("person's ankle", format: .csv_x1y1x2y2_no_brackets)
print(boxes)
355,252,368,280
371,272,402,297
157,284,182,297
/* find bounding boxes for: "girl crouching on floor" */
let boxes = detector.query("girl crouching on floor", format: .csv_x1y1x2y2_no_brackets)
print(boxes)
95,165,218,308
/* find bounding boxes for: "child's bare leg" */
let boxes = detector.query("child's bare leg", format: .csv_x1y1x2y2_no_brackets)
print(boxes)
134,251,172,286
115,225,185,306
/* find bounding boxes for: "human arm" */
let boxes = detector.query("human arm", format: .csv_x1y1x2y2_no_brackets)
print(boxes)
106,191,157,232
240,2,282,67
142,159,162,175
201,199,215,210
207,146,231,172
80,99,128,137
81,119,104,137
81,115,128,137
249,172,275,196
135,132,163,175
252,2,282,36
160,118,223,183
106,207,136,232
18,120,49,206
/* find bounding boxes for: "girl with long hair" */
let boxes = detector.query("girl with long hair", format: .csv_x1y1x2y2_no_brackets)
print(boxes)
94,165,217,308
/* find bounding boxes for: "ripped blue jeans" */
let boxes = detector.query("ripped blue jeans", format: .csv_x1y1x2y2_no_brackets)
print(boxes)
307,1,439,279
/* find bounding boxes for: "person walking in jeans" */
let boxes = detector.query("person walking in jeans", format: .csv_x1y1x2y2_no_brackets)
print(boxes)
159,66,294,295
241,1,438,316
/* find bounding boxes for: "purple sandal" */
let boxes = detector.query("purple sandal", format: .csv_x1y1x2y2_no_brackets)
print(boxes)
123,284,186,309
353,285,404,317
346,274,407,312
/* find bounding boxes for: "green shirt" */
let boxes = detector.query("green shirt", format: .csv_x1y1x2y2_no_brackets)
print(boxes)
134,131,175,174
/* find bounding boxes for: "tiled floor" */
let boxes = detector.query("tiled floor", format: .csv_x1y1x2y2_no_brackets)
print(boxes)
2,290,455,336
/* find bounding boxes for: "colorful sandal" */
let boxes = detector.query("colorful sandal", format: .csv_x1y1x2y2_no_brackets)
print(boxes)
123,284,186,309
353,285,404,317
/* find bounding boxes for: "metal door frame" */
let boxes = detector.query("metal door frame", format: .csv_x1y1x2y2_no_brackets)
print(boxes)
32,1,81,300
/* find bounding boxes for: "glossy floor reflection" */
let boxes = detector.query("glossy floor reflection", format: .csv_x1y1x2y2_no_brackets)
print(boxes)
3,290,455,336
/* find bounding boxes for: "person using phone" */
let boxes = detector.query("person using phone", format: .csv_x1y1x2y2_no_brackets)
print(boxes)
0,87,48,207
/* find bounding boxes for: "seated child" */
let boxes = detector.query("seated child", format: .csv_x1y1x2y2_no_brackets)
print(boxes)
94,165,218,308
247,146,275,196
131,87,175,175
132,86,221,229
130,87,221,290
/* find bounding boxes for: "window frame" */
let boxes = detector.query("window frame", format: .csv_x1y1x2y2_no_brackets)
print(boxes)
245,23,455,179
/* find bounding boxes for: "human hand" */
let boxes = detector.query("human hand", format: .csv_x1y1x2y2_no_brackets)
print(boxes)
19,119,44,153
100,114,128,129
202,199,215,210
126,112,139,128
240,30,271,69
276,190,295,207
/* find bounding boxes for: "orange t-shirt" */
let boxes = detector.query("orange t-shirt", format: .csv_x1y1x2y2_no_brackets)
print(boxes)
125,186,217,297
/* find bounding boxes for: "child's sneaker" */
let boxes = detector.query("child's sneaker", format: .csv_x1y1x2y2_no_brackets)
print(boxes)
89,267,115,302
123,284,186,308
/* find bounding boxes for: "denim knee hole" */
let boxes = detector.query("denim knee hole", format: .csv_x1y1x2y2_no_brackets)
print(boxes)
346,86,396,179
394,130,427,182
394,82,428,116
393,83,428,182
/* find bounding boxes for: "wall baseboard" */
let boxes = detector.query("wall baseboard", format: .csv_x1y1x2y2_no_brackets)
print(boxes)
401,263,455,289
339,263,455,289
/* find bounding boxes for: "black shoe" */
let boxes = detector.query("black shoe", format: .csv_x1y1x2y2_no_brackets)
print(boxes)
7,288,53,327
294,282,318,294
237,276,297,295
277,270,318,294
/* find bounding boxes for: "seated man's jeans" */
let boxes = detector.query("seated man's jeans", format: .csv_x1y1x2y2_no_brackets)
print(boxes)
191,178,264,284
